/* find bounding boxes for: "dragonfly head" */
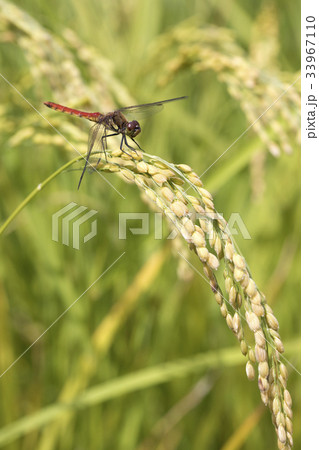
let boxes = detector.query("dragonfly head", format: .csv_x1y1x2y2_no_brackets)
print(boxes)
126,120,141,138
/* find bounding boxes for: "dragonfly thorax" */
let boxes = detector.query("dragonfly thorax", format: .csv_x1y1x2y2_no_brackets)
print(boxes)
126,120,141,138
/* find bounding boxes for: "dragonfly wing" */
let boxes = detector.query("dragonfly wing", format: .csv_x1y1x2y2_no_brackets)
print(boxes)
87,121,120,158
78,122,109,188
117,103,164,120
87,122,106,156
117,96,187,120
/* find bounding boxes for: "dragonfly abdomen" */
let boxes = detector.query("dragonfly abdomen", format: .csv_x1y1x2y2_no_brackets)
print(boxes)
44,102,102,123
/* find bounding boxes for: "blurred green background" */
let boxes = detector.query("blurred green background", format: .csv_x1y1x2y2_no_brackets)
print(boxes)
0,0,300,449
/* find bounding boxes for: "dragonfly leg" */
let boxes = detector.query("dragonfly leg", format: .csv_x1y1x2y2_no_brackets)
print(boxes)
130,137,143,151
95,134,107,167
119,134,135,158
122,135,140,155
101,134,108,159
99,132,121,164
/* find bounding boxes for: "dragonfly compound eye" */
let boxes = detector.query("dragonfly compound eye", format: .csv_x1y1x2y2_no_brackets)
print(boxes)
127,120,141,137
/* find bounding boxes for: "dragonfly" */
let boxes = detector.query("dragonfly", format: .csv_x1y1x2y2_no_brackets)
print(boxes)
44,96,187,189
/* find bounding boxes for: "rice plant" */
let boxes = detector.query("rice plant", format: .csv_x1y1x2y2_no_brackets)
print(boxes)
0,1,300,449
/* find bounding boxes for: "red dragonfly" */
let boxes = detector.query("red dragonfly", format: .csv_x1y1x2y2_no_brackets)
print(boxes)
44,96,187,189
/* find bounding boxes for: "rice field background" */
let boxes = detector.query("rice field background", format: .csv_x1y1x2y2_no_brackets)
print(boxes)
0,1,300,449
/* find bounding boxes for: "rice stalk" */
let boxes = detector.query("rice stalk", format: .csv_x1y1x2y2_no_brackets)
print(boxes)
94,148,294,449
0,0,134,115
0,154,84,235
148,21,300,158
0,3,295,447
0,141,293,448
